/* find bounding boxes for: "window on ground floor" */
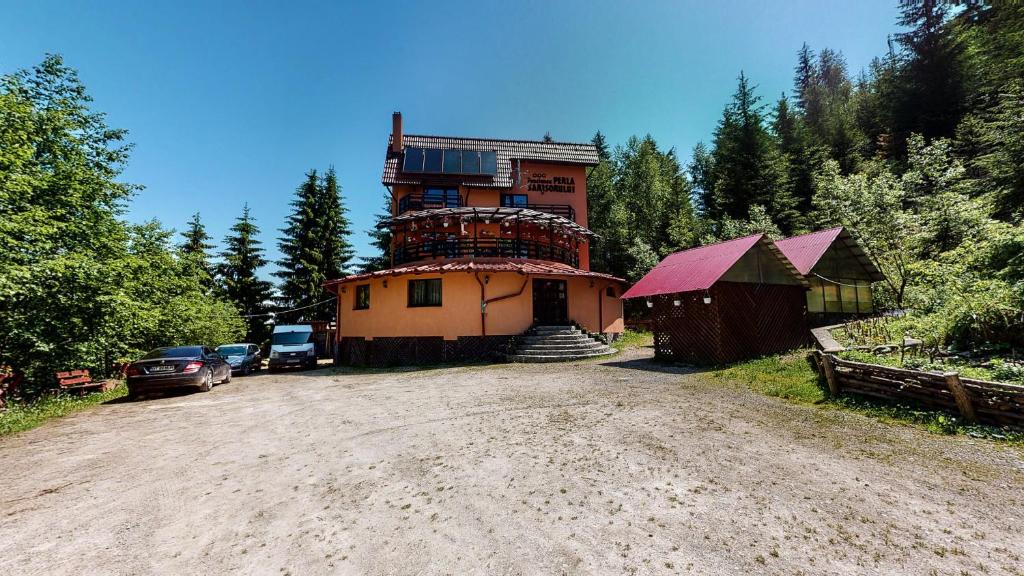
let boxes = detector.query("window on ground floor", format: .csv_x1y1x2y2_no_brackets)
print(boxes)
408,278,442,307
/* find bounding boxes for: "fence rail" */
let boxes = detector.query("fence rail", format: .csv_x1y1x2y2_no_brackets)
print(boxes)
814,351,1024,429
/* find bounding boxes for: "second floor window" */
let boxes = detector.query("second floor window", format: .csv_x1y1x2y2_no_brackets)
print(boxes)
398,188,460,213
501,193,528,208
354,284,370,310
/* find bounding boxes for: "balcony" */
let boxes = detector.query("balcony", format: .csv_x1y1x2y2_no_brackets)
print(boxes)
397,191,463,214
521,203,575,221
394,237,579,268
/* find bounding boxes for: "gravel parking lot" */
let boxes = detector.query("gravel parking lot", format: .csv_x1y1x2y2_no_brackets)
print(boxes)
1,347,1022,575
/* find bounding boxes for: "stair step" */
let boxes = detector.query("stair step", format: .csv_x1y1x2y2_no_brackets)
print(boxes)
517,342,607,351
519,334,593,343
508,349,618,363
517,347,612,356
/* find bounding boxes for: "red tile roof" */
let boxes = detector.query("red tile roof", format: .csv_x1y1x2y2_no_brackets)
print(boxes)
382,134,599,189
325,258,625,286
774,227,884,281
621,234,807,299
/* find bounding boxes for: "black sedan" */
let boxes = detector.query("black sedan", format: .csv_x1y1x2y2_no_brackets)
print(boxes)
125,346,231,400
215,343,262,375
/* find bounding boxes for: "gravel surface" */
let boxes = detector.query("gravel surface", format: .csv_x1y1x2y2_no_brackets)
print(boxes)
1,347,1022,575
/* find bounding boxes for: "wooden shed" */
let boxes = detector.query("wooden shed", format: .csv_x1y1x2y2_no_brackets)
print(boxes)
622,234,810,365
774,227,885,326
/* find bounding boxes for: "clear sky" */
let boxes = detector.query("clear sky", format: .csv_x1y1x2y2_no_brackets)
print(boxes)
1,0,902,277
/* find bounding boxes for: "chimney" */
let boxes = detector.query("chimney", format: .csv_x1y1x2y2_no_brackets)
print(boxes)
391,112,403,153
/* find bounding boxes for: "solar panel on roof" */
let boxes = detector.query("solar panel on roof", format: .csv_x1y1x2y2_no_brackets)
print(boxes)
480,151,497,175
442,149,461,174
402,147,424,172
423,148,442,172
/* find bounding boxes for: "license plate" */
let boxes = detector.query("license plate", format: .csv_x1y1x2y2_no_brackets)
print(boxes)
150,365,174,373
287,359,300,363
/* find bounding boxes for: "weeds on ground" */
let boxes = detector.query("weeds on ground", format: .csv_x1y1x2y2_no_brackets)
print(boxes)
711,352,826,403
612,329,653,351
712,351,1024,445
0,384,127,437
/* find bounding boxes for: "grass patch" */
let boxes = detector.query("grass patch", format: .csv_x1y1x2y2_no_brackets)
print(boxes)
712,350,1024,444
0,383,127,437
711,352,826,403
612,329,653,351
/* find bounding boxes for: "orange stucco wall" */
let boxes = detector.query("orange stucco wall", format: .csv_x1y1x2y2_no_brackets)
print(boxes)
333,272,623,340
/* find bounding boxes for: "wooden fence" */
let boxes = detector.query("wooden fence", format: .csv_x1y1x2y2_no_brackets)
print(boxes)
814,352,1024,429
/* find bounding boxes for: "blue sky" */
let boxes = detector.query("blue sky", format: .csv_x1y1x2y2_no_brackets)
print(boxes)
1,0,902,277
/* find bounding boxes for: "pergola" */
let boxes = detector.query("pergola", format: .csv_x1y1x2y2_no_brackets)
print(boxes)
379,207,597,238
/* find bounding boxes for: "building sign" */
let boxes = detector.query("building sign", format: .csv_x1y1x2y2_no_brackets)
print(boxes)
526,172,575,194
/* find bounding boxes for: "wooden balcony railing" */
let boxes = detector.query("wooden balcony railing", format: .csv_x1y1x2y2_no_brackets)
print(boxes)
396,196,576,222
394,238,579,267
397,193,463,213
522,203,575,221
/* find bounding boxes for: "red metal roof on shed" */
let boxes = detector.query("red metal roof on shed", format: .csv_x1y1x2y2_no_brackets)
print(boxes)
772,227,844,275
621,235,763,299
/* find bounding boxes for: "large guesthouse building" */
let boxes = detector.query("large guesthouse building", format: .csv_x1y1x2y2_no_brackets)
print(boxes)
325,114,625,366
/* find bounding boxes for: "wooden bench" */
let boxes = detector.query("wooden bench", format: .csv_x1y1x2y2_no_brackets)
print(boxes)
56,370,116,394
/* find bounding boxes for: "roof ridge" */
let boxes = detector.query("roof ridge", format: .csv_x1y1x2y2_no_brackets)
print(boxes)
664,233,764,259
777,226,844,242
399,133,598,148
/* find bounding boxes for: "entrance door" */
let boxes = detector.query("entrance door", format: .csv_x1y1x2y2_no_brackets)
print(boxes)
532,279,568,325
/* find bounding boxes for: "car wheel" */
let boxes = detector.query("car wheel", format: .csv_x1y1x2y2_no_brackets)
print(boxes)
127,387,140,401
242,364,251,376
199,370,213,392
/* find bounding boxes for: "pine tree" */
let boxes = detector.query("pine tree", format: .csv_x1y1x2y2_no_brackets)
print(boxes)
319,167,354,282
219,205,273,343
276,170,323,315
542,132,554,143
893,0,967,142
179,212,216,288
591,131,610,161
794,43,816,114
772,95,826,230
708,73,795,231
359,194,394,273
276,168,353,321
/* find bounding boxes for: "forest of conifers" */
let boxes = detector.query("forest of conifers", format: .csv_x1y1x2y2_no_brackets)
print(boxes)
581,1,1022,354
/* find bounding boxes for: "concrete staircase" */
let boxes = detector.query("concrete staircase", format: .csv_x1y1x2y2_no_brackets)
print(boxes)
508,325,617,363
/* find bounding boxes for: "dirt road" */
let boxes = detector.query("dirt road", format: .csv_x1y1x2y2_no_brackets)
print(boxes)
1,348,1022,575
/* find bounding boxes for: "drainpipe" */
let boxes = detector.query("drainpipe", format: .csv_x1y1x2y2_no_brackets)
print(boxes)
475,272,529,336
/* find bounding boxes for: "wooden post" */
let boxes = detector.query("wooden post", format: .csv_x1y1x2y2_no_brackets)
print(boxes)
943,372,977,424
820,352,841,397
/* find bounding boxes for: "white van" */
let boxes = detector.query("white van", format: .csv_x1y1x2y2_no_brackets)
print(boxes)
268,324,317,371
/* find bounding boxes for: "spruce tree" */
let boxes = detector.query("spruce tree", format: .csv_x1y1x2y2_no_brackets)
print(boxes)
708,73,796,231
219,205,273,343
276,168,353,321
276,170,322,315
319,167,354,282
179,212,216,288
894,0,967,142
359,194,395,273
772,95,826,230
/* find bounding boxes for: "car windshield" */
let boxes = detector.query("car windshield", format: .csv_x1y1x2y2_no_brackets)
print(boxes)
217,346,247,356
272,331,312,345
143,346,202,359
